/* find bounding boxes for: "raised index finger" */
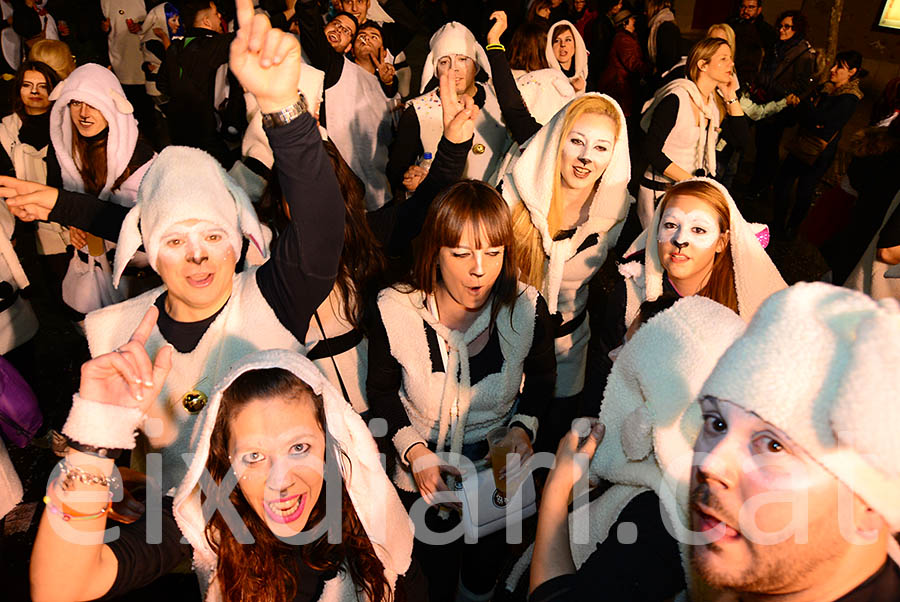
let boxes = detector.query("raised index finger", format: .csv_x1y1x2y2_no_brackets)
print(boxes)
235,0,255,35
438,68,458,112
130,305,160,347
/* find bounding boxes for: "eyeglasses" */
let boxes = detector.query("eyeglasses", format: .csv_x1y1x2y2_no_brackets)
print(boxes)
329,21,354,37
779,23,794,30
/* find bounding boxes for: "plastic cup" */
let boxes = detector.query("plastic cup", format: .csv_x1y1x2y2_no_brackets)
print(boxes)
487,426,513,497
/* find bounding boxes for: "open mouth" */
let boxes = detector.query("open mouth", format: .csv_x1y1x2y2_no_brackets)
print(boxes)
693,504,740,541
572,165,591,178
264,493,306,524
326,31,339,43
186,272,214,287
668,251,690,263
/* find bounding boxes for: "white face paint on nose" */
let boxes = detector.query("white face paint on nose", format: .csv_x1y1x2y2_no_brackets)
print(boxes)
658,207,721,249
185,230,206,262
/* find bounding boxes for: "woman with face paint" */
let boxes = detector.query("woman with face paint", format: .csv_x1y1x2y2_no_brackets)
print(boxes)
3,1,346,496
486,11,631,449
367,184,556,601
637,37,750,228
546,21,589,92
589,178,786,413
31,337,425,601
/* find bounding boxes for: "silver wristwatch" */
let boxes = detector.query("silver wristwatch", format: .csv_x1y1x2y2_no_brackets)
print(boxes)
261,94,309,129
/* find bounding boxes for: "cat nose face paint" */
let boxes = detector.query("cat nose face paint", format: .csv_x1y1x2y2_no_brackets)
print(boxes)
658,207,721,249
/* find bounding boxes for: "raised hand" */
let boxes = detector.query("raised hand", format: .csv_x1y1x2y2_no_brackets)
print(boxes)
230,0,302,113
373,49,395,85
545,419,605,496
0,175,59,222
79,306,172,413
486,11,507,46
439,69,478,144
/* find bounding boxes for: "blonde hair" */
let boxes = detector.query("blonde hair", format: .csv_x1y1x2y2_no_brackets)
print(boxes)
687,37,730,84
512,95,621,289
29,39,76,79
706,23,736,58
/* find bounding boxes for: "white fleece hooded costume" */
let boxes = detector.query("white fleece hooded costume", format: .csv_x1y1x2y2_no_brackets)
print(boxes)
172,349,414,601
498,93,632,397
83,146,300,494
505,295,747,594
546,20,589,84
618,177,786,330
407,22,508,182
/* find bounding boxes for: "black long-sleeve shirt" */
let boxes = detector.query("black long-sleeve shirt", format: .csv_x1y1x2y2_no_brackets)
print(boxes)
47,113,344,350
486,47,542,146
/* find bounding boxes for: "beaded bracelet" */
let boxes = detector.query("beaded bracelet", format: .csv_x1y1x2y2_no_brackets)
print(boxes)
43,490,113,522
485,43,505,52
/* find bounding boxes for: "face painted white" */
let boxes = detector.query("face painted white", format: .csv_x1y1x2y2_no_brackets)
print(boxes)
157,220,232,265
658,207,721,249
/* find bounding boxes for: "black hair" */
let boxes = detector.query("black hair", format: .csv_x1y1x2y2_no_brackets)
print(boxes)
11,60,60,120
834,50,868,79
776,10,807,38
357,19,384,39
329,11,360,33
182,0,216,29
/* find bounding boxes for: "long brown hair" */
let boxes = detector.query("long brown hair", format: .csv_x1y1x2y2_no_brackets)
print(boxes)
511,95,621,289
205,368,392,602
408,180,519,329
68,100,134,196
509,24,550,72
657,181,737,312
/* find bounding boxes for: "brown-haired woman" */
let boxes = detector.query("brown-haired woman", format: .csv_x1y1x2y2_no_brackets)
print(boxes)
591,178,786,412
31,337,425,601
367,180,556,601
637,37,749,227
257,139,386,417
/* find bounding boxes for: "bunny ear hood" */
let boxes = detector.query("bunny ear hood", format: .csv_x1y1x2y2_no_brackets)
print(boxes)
173,349,414,589
420,22,491,94
625,177,787,321
112,146,268,288
49,63,138,200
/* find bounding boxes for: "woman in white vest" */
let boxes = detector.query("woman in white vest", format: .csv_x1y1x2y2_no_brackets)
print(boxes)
3,5,345,495
486,12,633,448
387,21,507,197
637,37,749,227
368,178,556,602
546,20,588,93
31,342,424,601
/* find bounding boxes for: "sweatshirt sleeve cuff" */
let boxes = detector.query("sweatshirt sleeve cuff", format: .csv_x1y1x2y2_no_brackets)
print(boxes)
62,394,145,450
393,426,427,466
510,414,539,443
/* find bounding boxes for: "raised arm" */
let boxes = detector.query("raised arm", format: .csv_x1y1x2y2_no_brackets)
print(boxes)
231,2,345,343
295,0,343,87
485,11,541,146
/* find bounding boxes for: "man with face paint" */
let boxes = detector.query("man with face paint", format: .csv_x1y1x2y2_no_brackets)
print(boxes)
2,0,345,492
296,0,396,211
387,21,508,196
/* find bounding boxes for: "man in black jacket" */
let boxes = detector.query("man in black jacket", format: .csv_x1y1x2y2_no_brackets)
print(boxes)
158,0,245,168
728,0,776,87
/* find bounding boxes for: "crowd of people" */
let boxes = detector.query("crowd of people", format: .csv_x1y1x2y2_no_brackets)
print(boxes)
0,0,898,601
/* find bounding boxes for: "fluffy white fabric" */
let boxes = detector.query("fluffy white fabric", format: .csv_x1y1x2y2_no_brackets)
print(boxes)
48,64,138,200
701,282,900,531
846,188,900,300
61,393,146,449
112,146,267,287
622,177,786,328
420,22,491,93
505,296,745,592
0,436,22,520
545,20,589,82
173,349,414,600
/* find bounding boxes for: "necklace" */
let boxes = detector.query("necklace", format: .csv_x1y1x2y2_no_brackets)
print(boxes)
175,295,234,414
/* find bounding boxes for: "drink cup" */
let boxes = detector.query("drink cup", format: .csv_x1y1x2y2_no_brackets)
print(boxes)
487,426,513,497
86,234,105,257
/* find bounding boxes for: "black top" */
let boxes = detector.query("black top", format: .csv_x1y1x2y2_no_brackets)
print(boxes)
486,48,542,147
387,83,488,195
48,114,345,351
641,92,750,177
836,559,900,601
99,497,429,601
366,291,557,448
796,87,861,148
878,203,900,249
528,490,686,602
653,20,683,75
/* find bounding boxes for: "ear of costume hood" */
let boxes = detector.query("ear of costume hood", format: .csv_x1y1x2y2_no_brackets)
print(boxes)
624,177,786,321
112,204,143,288
546,20,589,82
48,63,138,200
172,349,414,591
420,22,491,94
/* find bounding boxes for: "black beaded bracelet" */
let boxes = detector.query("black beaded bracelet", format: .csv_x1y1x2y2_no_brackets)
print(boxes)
66,436,124,460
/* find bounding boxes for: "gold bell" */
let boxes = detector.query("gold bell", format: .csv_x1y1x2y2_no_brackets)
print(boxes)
472,143,485,155
182,389,208,414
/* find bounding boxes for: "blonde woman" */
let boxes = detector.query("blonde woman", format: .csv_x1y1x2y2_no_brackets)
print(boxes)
486,12,632,447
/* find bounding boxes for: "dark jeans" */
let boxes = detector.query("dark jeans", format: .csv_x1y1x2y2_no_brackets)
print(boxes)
774,147,836,233
750,109,797,194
